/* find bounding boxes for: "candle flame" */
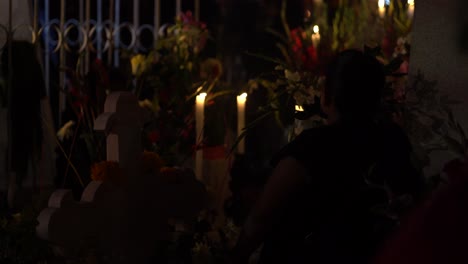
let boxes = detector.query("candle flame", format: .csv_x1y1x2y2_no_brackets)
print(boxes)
239,93,248,99
313,25,319,34
378,0,385,8
408,0,414,6
198,92,207,98
295,105,304,112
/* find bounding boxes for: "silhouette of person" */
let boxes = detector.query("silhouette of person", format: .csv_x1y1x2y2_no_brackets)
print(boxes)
1,41,46,208
231,50,423,263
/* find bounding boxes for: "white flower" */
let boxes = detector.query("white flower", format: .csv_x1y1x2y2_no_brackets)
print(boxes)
57,120,75,141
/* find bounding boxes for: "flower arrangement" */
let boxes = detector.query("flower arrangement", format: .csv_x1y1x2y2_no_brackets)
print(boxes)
240,0,416,141
129,11,230,166
57,11,231,190
241,0,468,189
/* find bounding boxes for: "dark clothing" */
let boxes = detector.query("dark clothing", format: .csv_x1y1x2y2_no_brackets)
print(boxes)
1,41,45,179
260,121,422,263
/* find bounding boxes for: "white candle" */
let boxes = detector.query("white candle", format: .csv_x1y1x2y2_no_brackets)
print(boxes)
407,0,415,19
195,92,207,180
311,25,320,48
237,93,247,154
378,0,385,18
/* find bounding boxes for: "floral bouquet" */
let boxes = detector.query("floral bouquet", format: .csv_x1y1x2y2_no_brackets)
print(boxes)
239,0,418,142
130,11,229,166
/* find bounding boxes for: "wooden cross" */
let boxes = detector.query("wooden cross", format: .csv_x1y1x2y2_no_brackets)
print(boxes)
37,92,207,263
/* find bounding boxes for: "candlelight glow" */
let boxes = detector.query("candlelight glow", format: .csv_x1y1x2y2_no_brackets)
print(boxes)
378,0,385,8
295,105,304,112
198,92,207,99
378,0,386,18
407,0,415,18
311,25,321,47
237,93,248,154
313,25,319,34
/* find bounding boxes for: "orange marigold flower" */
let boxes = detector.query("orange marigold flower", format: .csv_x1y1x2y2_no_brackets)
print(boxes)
90,161,124,184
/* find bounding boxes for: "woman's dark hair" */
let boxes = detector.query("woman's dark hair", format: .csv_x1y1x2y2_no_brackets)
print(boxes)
323,49,385,120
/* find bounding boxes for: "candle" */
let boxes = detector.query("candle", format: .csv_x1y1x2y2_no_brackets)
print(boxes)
295,105,304,112
311,25,320,48
195,92,207,181
237,93,247,154
378,0,385,18
407,0,415,19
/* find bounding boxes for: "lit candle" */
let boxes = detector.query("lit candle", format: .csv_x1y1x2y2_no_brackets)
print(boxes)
311,25,320,48
195,92,207,181
378,0,385,18
295,105,304,112
237,93,247,154
407,0,415,19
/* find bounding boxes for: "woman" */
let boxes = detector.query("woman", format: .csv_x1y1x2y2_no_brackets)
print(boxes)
232,50,422,263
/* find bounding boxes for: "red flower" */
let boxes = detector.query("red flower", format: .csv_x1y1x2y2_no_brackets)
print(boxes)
302,45,318,71
291,28,304,52
290,28,318,71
